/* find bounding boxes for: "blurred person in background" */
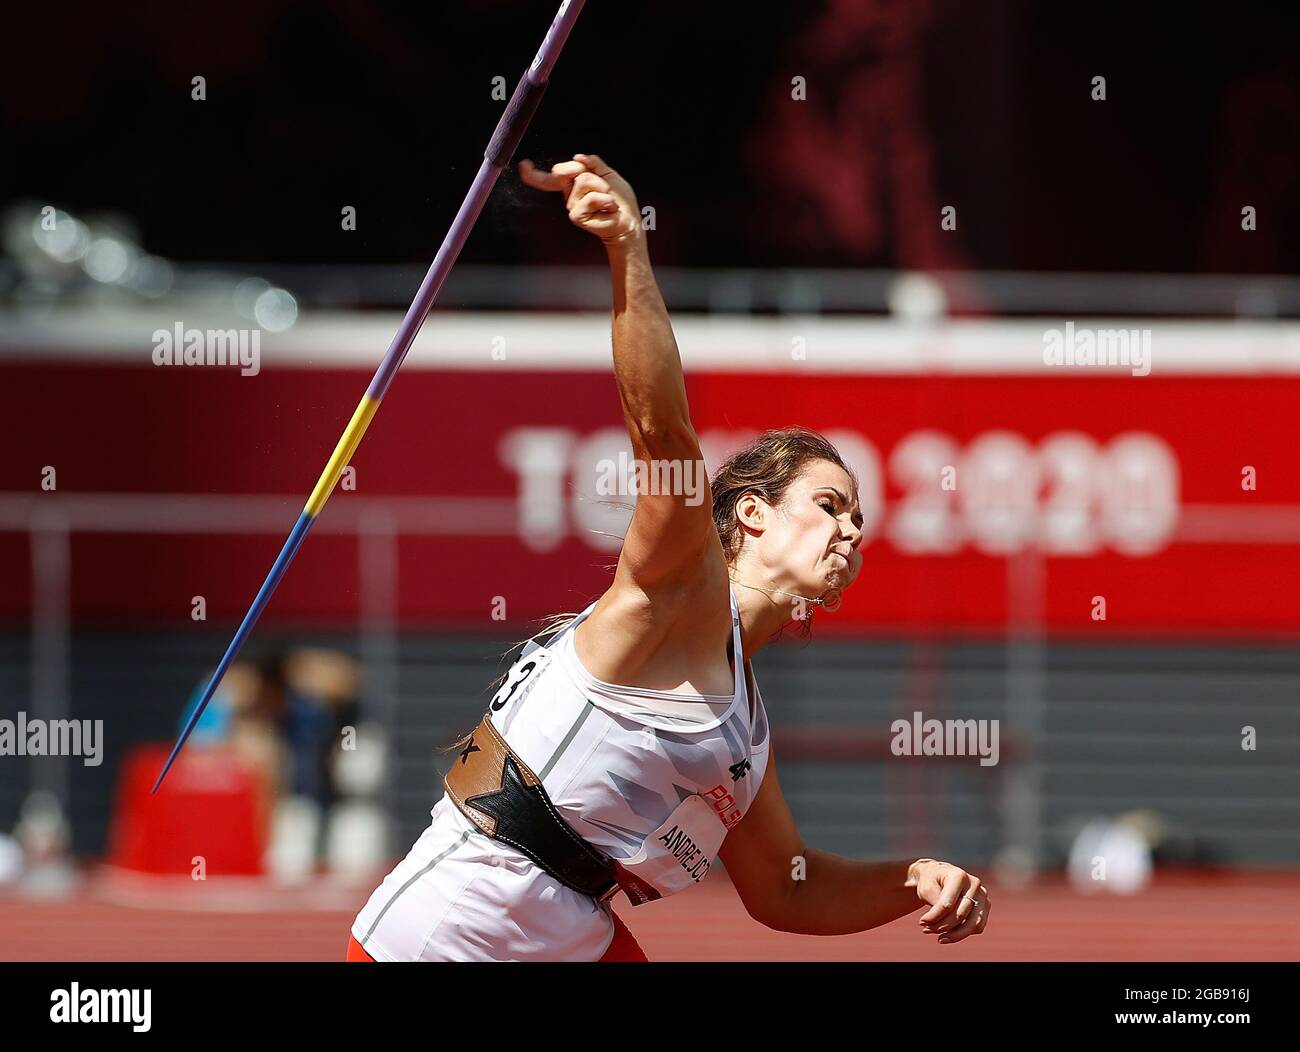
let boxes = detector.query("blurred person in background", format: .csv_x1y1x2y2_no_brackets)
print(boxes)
182,648,359,868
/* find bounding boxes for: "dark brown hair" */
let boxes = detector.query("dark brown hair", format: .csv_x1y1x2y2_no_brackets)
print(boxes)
711,426,857,563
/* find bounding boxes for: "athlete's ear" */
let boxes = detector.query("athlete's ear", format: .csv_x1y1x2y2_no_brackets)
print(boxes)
734,492,767,536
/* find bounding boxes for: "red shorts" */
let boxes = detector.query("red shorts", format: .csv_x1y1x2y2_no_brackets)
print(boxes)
598,908,649,962
345,908,647,962
346,933,376,961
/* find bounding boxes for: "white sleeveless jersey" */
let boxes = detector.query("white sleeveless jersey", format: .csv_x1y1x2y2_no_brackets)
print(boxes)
351,587,770,961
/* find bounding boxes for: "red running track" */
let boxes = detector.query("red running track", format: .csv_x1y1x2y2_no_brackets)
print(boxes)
0,868,1296,962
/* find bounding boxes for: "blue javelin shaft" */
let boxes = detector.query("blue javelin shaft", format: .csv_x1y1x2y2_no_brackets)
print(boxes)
153,0,587,794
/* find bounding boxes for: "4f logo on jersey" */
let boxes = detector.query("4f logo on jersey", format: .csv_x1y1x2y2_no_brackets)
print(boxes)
728,759,751,782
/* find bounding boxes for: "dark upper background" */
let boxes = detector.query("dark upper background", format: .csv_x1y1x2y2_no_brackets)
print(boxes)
4,0,1299,275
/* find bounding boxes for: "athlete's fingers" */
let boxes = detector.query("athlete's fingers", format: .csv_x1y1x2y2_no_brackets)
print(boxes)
930,874,984,933
918,866,965,925
952,874,985,924
548,160,590,182
570,171,612,198
518,158,558,190
519,158,589,192
938,894,990,945
573,152,612,176
565,172,613,213
570,192,617,223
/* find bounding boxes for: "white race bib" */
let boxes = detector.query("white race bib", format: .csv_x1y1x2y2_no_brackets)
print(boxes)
613,795,727,905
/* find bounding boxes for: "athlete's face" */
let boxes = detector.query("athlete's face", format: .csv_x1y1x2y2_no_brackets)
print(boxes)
744,459,864,603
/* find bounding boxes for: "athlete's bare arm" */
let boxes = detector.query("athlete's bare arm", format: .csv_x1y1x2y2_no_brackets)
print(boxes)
520,154,732,692
718,752,992,943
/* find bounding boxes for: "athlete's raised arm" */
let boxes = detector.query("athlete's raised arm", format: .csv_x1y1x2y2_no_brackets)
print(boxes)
520,154,718,588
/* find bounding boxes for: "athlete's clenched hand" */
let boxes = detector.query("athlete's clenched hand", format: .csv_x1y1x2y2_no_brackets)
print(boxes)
907,858,991,945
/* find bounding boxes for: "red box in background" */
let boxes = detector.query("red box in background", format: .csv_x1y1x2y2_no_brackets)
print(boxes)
108,745,266,876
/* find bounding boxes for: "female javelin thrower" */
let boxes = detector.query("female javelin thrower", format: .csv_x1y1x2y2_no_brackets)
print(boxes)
348,154,991,961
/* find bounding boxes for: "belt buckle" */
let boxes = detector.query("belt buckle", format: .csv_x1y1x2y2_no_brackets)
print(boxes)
596,880,620,904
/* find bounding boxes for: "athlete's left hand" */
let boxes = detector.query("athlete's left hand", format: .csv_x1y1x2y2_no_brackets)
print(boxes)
907,858,991,944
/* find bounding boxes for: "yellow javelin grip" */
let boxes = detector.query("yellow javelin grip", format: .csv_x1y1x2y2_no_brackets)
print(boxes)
303,395,381,518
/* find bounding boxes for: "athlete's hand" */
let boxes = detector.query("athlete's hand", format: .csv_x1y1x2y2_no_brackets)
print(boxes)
519,153,642,245
907,858,990,944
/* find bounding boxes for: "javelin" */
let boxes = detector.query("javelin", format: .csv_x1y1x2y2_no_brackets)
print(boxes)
153,0,587,793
